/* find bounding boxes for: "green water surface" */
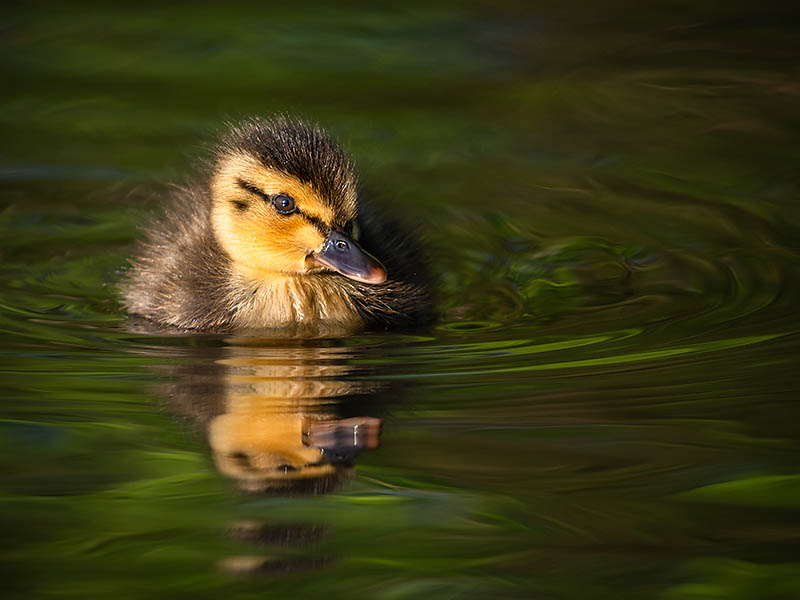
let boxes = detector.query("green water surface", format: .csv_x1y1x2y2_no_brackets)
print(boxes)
1,1,799,598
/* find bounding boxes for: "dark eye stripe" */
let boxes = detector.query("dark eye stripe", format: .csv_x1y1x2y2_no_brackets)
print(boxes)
236,178,270,201
300,212,329,235
235,179,330,234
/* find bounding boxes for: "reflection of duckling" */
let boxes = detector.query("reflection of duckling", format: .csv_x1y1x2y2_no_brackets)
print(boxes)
123,116,430,333
165,341,387,496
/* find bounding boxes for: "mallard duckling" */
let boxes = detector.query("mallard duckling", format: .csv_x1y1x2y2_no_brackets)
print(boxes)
123,116,430,333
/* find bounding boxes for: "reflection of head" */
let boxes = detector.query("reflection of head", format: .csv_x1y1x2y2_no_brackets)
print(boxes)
209,411,352,496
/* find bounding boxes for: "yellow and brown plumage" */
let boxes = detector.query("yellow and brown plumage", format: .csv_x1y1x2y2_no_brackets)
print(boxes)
122,116,431,333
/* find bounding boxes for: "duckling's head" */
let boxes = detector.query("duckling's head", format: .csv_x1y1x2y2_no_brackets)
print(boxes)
210,117,386,284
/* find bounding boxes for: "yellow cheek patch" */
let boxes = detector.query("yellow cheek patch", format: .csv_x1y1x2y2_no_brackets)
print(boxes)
227,220,326,279
211,153,336,278
294,223,327,253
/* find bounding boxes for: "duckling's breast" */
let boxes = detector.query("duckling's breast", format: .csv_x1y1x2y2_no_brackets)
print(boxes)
229,274,364,332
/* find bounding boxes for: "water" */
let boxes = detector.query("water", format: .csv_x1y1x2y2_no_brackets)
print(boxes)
2,2,799,598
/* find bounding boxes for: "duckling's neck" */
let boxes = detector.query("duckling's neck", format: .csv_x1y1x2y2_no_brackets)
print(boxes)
228,270,364,333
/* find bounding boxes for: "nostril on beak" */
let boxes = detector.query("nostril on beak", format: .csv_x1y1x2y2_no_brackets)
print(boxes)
311,230,387,284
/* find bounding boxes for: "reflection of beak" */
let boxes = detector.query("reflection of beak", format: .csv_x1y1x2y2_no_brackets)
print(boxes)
309,231,387,284
308,417,383,464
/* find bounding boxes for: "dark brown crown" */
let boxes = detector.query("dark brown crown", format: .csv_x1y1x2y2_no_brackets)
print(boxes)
217,116,358,211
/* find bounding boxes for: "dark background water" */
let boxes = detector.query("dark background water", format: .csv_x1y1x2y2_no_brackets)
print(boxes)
2,1,799,598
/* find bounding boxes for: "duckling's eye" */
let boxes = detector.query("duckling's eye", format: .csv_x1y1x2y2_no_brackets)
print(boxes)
272,194,297,215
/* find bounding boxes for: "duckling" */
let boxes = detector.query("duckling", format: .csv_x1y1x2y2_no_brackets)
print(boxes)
123,116,431,334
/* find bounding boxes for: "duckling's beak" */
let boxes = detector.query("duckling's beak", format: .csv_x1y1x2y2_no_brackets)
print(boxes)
308,417,383,465
309,231,387,284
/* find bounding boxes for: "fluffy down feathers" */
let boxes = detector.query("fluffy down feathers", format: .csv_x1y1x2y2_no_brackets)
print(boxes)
122,117,431,333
